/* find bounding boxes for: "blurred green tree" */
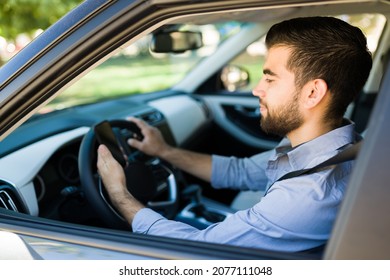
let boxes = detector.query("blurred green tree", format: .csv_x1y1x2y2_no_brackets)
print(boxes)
0,0,83,41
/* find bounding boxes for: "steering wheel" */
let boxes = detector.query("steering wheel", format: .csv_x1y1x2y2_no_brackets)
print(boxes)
78,119,178,230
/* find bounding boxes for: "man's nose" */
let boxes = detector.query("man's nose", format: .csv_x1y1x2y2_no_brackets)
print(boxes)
252,78,266,98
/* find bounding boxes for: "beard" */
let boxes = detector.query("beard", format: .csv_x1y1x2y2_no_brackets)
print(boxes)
260,91,303,137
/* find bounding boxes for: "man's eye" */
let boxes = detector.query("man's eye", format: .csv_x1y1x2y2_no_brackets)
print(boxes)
265,79,273,83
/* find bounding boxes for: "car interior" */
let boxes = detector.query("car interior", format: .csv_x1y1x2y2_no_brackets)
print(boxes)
0,1,389,259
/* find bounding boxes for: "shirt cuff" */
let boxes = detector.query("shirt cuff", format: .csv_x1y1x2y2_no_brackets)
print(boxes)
211,154,229,189
132,208,167,234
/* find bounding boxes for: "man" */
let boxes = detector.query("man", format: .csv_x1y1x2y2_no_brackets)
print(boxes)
97,16,372,252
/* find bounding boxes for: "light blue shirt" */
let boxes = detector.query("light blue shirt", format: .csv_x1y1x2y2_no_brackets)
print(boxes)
132,123,357,252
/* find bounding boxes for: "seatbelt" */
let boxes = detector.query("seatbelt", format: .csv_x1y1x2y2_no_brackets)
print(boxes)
266,140,363,253
267,140,362,191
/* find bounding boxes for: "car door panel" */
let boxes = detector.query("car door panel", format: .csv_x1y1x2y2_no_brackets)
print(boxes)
201,95,280,153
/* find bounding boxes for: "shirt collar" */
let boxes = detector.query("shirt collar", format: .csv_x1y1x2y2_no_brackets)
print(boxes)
272,121,357,170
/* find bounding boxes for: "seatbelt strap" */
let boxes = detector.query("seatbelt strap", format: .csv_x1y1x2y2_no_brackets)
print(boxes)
270,140,362,185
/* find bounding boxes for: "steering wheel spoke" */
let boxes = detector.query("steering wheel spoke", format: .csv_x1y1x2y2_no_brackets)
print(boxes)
147,161,178,217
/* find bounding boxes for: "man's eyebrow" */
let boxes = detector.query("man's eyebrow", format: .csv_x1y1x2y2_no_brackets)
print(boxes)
263,68,278,77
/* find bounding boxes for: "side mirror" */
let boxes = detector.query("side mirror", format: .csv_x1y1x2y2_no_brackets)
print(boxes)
220,65,250,91
151,30,203,53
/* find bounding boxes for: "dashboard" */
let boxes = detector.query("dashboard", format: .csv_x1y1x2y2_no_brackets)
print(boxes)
0,94,209,227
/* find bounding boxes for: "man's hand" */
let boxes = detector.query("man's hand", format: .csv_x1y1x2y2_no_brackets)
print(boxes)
127,117,212,182
127,117,172,158
97,144,144,224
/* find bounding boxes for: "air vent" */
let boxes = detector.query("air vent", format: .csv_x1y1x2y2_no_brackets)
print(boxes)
0,182,26,213
0,189,19,212
138,111,163,125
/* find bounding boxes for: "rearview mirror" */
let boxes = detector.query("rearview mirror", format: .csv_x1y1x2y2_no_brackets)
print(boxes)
151,30,203,53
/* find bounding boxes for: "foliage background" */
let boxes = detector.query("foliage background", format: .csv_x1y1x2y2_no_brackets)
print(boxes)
0,0,83,40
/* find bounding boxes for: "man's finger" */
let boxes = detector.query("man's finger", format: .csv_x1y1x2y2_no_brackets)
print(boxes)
127,116,147,128
98,144,112,158
97,144,115,167
128,138,141,149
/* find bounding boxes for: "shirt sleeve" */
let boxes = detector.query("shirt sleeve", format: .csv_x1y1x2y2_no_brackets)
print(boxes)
210,150,272,191
132,167,346,252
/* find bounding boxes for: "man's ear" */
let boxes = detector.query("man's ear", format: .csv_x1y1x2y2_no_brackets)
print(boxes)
303,79,328,109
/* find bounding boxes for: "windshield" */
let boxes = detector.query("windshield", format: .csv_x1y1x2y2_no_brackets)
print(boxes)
39,22,243,114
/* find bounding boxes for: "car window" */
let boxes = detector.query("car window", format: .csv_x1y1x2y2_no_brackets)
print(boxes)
39,22,243,114
227,13,387,94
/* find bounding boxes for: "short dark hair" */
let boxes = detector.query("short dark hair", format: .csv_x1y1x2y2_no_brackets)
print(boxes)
265,16,372,125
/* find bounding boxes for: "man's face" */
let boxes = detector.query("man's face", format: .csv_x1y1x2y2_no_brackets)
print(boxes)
252,46,304,136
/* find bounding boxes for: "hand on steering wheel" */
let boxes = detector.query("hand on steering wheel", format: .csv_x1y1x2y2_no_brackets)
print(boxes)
79,119,178,230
